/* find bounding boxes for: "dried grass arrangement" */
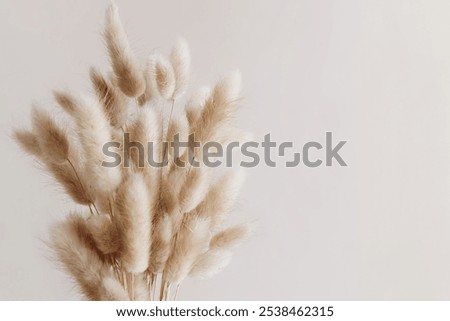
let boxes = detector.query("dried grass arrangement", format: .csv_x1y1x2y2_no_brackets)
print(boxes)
13,2,251,301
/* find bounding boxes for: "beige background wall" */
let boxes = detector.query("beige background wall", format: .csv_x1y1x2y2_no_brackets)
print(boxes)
1,0,450,300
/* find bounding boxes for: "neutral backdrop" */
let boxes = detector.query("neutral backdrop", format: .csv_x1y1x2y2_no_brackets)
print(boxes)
2,0,450,300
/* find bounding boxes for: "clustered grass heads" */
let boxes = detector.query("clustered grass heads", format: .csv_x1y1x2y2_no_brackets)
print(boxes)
13,2,251,301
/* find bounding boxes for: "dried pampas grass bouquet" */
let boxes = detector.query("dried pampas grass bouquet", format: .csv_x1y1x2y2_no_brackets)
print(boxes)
13,2,251,301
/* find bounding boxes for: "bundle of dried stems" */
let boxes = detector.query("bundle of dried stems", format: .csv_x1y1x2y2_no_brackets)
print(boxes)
13,2,251,301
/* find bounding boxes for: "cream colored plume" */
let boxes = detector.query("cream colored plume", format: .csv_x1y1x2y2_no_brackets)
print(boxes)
190,224,252,279
50,213,109,300
178,165,210,213
86,214,120,255
89,67,128,128
55,92,122,198
193,71,242,143
170,38,191,100
186,86,211,130
210,224,252,249
129,107,162,172
115,173,152,273
104,2,145,97
13,128,42,158
138,55,159,106
154,54,176,100
31,107,70,163
46,161,94,205
164,216,210,285
149,214,173,274
189,248,232,279
13,125,94,205
196,168,246,229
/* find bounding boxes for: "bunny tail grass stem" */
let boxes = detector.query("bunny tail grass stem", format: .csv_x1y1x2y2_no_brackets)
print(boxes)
110,255,119,278
150,273,158,301
127,272,131,300
164,281,170,301
108,197,114,217
66,157,100,215
168,99,175,131
173,284,180,301
162,99,176,161
130,273,135,300
159,274,165,300
118,265,123,284
165,283,171,301
122,270,128,292
148,273,155,300
159,274,171,301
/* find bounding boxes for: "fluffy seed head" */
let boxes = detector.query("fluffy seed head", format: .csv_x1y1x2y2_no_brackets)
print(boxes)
104,2,145,97
170,38,191,100
13,129,42,157
115,173,152,273
154,55,176,100
31,107,70,163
